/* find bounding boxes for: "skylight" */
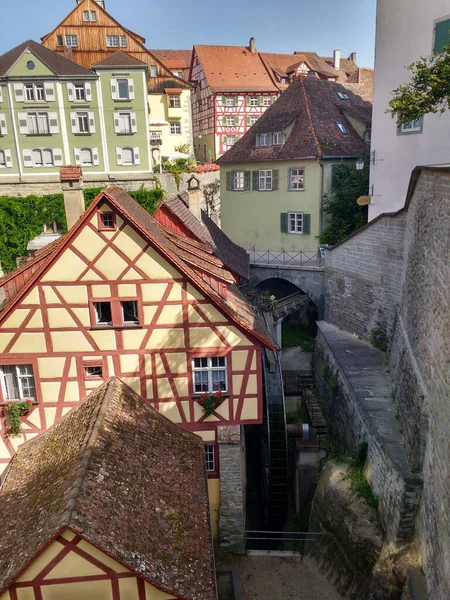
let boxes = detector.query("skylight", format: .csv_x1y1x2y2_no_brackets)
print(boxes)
336,122,348,134
337,92,349,100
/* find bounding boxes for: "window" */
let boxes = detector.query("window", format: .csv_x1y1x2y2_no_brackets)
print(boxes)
337,92,349,100
169,94,180,108
120,36,127,48
0,151,5,167
25,84,34,102
77,112,90,133
226,97,235,106
26,61,35,71
56,35,63,46
91,10,97,21
150,65,158,77
74,84,86,101
0,364,36,402
150,130,162,142
65,35,78,47
170,122,181,135
288,212,303,234
249,97,258,106
259,169,272,190
31,148,53,167
272,132,282,145
233,171,245,190
106,35,120,47
250,116,259,126
336,122,347,134
118,112,132,134
99,212,115,229
205,445,215,472
289,168,305,190
25,84,45,102
225,135,236,146
263,97,272,106
80,148,93,166
122,147,135,165
225,116,235,127
32,149,43,166
399,118,423,134
85,365,102,378
281,77,287,84
192,356,227,394
259,133,269,146
94,302,112,326
122,300,139,324
83,10,90,20
42,148,53,166
434,18,450,53
117,79,129,100
173,71,184,79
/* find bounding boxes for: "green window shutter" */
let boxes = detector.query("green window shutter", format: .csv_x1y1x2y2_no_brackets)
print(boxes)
258,96,264,106
222,96,226,106
434,19,450,52
222,116,227,126
244,171,251,190
303,213,311,235
246,96,250,106
272,169,279,190
235,116,239,126
226,171,232,190
234,96,239,106
280,213,288,233
235,135,240,141
223,135,228,145
272,95,277,104
252,171,259,190
288,168,292,191
246,116,251,126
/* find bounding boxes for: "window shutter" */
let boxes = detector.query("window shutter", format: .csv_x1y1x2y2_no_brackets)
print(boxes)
85,82,92,102
0,114,7,135
92,147,100,166
18,113,28,134
222,135,228,145
14,83,24,102
272,169,279,190
131,112,137,133
48,112,59,134
133,147,140,165
74,148,81,164
53,149,63,166
4,150,12,167
110,79,118,100
116,148,122,165
280,213,288,233
222,96,226,106
235,116,239,126
246,96,250,107
235,135,240,141
114,114,120,133
252,170,259,191
258,96,264,106
226,171,232,191
268,133,273,146
70,112,78,134
244,171,251,191
0,87,3,103
44,83,55,102
272,95,277,104
128,79,135,100
67,82,74,102
288,168,292,191
234,96,239,106
22,149,33,166
303,213,311,235
88,112,95,133
222,116,226,126
246,116,250,126
434,19,450,52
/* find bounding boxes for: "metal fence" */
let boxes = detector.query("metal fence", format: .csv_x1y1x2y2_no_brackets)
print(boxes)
245,530,322,554
248,250,324,268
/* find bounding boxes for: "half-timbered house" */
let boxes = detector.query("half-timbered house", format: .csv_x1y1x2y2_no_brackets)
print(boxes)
0,174,276,543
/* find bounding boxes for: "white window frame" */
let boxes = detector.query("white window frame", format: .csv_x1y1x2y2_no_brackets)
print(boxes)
83,10,90,21
233,170,245,190
289,168,305,191
169,122,181,135
169,94,180,108
80,147,93,166
122,146,135,165
121,300,139,325
250,116,258,126
263,96,272,106
226,135,236,146
117,78,129,100
0,150,6,168
94,301,112,326
192,356,228,394
24,83,45,102
27,112,49,135
249,97,258,106
288,211,303,234
399,118,423,134
226,97,235,106
259,169,272,191
205,445,215,472
225,116,235,127
117,112,132,134
90,10,97,21
74,84,86,101
150,65,158,77
77,112,90,134
150,130,162,142
120,35,127,48
259,133,269,146
106,35,120,48
0,364,36,402
65,35,78,47
273,132,282,145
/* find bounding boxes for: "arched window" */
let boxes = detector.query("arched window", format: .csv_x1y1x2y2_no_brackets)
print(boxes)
32,149,42,166
42,148,53,166
0,150,5,168
122,147,134,165
80,148,93,166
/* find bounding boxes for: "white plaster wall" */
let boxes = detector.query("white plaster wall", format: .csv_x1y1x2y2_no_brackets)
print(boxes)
369,0,450,219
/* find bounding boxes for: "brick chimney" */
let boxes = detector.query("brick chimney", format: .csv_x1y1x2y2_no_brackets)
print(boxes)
249,37,256,54
64,46,73,61
60,166,85,230
333,49,341,70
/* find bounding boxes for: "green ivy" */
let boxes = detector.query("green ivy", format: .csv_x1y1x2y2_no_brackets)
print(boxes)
0,186,165,274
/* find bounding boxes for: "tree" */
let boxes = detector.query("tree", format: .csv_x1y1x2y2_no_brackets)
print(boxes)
388,44,450,123
320,157,369,246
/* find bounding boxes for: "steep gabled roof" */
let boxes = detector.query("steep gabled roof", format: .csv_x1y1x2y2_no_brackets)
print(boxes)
92,50,147,68
0,378,217,600
217,77,371,164
0,39,94,78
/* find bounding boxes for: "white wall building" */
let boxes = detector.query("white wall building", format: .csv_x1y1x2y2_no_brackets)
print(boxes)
370,0,450,219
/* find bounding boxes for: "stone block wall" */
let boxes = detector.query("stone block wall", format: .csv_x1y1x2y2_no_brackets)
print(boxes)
325,213,406,343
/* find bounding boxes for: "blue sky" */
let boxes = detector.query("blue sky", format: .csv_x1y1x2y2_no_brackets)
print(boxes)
1,0,376,67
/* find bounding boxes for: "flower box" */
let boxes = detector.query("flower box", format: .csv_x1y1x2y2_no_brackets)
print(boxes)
197,391,225,417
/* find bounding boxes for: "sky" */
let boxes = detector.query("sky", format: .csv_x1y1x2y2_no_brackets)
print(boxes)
0,0,376,67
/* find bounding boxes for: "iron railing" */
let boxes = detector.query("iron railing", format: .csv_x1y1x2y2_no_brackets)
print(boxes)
246,530,322,554
248,250,324,267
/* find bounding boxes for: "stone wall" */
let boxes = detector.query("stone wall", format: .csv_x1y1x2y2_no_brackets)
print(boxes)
325,213,406,344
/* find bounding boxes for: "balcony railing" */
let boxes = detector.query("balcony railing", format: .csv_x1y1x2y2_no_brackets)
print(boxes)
248,250,324,267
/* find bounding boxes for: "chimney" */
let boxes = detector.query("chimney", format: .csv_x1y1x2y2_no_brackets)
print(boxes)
60,166,85,230
64,45,73,61
249,37,256,54
186,175,202,220
333,49,341,70
349,52,357,63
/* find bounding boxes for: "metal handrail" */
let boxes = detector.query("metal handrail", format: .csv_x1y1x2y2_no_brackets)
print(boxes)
248,250,324,267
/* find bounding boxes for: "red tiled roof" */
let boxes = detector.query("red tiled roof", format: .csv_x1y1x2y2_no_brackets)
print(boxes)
151,49,192,68
60,165,82,181
0,379,217,600
217,77,371,164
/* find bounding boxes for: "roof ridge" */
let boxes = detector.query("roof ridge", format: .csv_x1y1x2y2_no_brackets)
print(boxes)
300,77,321,155
61,378,115,526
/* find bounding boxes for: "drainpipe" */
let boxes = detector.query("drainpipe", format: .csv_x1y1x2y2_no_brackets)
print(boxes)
318,159,324,237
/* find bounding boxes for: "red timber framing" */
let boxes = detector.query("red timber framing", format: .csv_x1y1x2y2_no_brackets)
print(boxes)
0,188,274,474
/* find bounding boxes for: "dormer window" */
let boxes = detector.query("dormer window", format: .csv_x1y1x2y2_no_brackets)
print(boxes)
259,133,269,146
272,132,283,145
336,122,348,134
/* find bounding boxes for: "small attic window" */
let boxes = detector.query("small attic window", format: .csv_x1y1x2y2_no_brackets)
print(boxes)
336,122,348,134
26,61,35,71
337,92,349,100
98,212,116,230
